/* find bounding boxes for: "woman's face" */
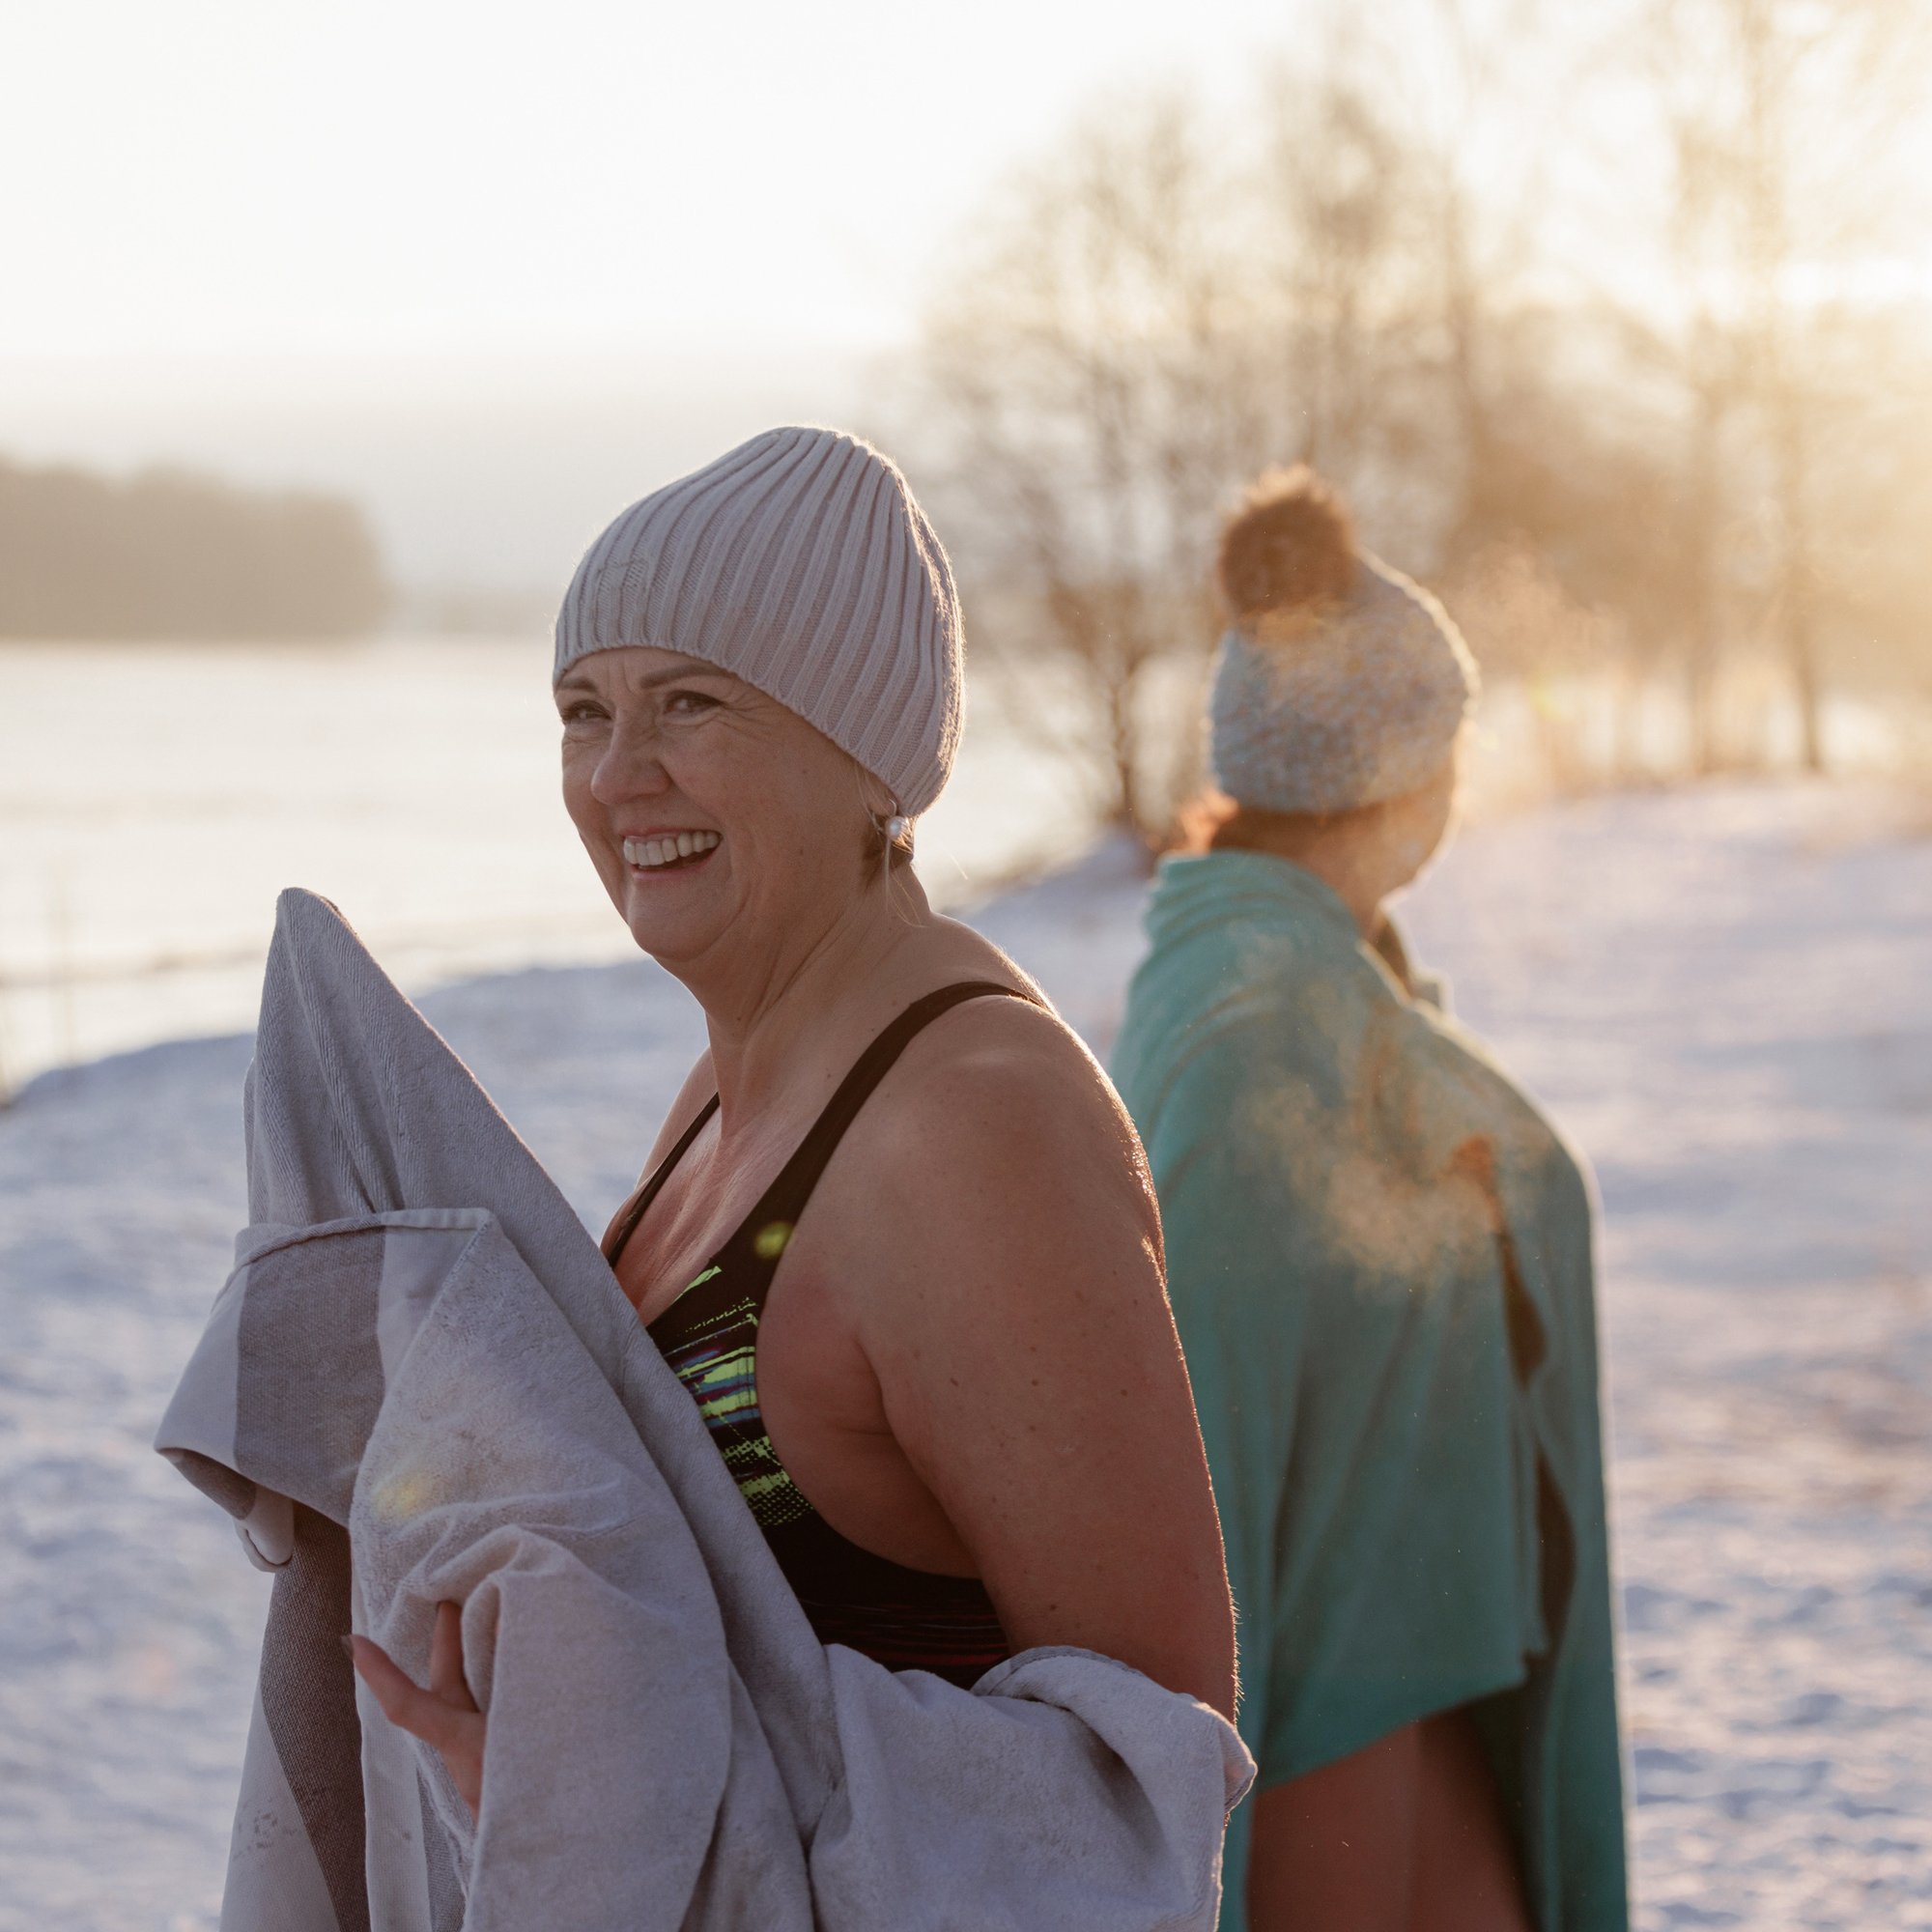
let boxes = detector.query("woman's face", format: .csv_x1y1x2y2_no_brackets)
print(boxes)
555,645,883,971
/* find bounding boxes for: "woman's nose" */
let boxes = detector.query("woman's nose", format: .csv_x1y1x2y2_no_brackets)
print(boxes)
588,719,670,808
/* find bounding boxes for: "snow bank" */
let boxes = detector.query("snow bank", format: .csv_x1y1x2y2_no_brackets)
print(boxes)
2,781,1927,1931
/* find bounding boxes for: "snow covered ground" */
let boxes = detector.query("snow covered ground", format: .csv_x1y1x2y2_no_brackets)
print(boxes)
1,780,1927,1931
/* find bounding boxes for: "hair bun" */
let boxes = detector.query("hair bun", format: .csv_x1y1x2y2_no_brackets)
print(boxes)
1215,465,1356,623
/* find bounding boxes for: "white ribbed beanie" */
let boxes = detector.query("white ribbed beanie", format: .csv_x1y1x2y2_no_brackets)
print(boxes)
554,425,964,816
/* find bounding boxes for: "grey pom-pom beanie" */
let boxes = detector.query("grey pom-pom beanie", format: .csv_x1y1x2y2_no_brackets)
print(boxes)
554,425,964,817
1209,554,1479,814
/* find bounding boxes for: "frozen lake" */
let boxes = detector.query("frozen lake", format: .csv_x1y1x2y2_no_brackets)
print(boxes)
0,635,1101,1090
3,634,1913,1095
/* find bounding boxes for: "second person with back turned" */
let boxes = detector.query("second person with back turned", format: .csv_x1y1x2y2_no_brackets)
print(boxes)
1111,468,1628,1932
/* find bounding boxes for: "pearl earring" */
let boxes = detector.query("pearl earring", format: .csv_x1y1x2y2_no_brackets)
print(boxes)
876,809,909,891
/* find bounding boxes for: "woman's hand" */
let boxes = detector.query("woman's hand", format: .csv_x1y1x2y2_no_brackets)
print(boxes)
349,1601,485,1819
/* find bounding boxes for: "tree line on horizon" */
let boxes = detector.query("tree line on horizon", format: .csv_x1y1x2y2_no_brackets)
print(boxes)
0,455,389,642
898,0,1932,836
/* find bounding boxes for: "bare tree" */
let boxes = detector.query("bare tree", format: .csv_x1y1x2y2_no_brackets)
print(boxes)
1250,58,1420,492
1630,22,1753,773
1644,0,1931,771
910,92,1253,837
899,0,1929,823
906,51,1505,840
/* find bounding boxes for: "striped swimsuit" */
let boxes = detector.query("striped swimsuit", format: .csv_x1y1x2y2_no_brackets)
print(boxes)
604,981,1026,1689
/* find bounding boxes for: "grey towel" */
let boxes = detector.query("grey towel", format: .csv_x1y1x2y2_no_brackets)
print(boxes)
156,889,1252,1931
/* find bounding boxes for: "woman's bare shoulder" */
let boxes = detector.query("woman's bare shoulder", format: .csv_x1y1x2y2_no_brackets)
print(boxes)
852,986,1161,1270
911,966,1131,1099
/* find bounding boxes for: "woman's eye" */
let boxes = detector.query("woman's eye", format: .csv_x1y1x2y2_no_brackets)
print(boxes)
664,689,720,717
559,702,607,727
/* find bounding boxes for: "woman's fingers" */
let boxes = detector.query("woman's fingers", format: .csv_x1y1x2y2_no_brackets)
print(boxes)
349,1634,460,1748
349,1619,486,1819
429,1600,478,1712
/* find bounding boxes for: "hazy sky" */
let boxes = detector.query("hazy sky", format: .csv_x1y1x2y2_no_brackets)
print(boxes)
5,1,1923,592
2,0,1325,591
2,0,1330,359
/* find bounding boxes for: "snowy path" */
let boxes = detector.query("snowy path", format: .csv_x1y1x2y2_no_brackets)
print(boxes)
2,781,1927,1931
1395,788,1932,1930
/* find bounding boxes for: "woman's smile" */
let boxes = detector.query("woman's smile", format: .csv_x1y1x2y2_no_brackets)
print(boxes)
621,829,723,875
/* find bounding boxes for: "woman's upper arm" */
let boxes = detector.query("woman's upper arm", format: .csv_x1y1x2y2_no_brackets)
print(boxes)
855,1025,1236,1719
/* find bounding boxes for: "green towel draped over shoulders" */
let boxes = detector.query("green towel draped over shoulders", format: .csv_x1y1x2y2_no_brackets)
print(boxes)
1111,851,1626,1932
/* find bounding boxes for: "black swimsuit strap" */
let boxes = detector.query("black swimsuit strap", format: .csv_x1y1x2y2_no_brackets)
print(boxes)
605,980,1031,1269
721,980,1030,1261
604,1093,721,1265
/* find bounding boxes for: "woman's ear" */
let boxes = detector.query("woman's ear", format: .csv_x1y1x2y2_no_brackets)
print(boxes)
852,759,898,823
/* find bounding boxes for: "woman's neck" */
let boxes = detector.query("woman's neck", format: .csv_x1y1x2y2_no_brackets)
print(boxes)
1214,791,1450,939
1270,841,1390,939
1215,825,1390,938
693,872,938,1127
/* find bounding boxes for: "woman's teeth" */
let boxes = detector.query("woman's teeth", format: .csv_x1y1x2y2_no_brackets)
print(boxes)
622,831,721,870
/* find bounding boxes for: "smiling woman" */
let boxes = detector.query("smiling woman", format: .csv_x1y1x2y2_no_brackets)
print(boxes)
352,425,1237,1832
553,646,901,978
